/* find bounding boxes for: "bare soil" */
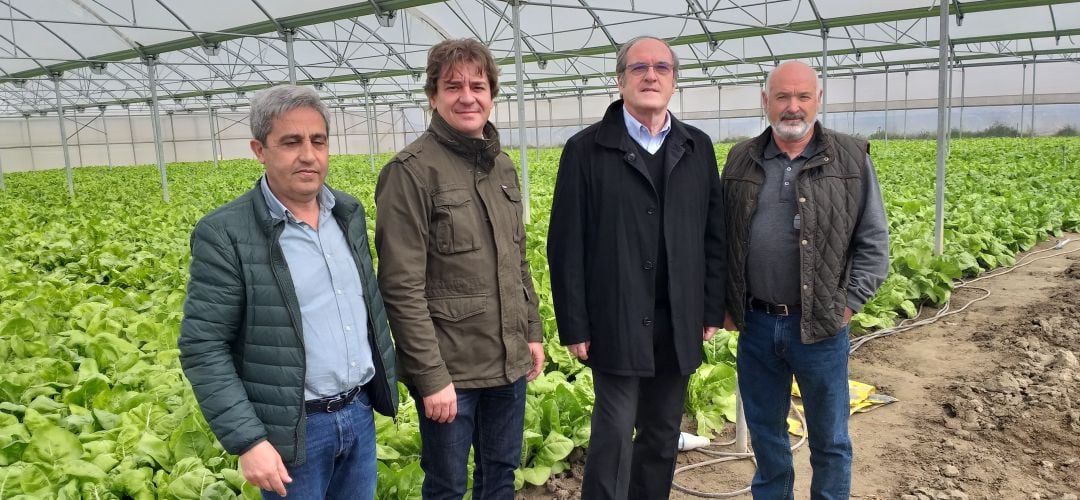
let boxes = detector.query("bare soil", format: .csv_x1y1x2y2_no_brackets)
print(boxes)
521,233,1080,500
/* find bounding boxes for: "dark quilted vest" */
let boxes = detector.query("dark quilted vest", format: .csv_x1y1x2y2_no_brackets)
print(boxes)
722,124,868,343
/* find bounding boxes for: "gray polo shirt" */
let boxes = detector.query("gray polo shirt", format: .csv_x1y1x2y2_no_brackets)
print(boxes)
260,177,375,400
746,134,888,310
746,136,819,306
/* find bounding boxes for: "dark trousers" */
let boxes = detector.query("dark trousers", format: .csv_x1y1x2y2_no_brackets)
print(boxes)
581,310,691,500
411,378,527,500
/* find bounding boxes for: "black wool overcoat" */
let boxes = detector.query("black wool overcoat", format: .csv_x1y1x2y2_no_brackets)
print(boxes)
547,100,727,376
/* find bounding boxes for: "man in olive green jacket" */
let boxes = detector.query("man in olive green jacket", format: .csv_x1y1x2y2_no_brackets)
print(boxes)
375,38,543,499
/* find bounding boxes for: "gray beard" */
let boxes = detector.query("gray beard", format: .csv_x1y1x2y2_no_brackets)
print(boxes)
771,119,811,142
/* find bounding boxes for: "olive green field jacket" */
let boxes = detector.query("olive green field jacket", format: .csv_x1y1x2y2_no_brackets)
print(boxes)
375,112,542,397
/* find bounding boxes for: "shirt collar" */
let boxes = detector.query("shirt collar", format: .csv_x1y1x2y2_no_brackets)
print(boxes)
622,106,671,140
764,132,820,161
260,176,335,222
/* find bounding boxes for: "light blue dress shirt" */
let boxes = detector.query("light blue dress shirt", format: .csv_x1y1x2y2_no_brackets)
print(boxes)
260,177,375,400
622,106,672,154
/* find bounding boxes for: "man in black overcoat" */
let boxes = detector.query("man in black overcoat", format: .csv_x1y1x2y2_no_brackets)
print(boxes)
546,36,727,500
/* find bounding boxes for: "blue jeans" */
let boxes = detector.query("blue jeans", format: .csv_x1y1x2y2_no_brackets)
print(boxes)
262,390,377,500
737,309,852,500
412,378,527,500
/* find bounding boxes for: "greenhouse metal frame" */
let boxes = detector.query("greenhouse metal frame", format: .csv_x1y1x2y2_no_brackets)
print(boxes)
0,0,1078,224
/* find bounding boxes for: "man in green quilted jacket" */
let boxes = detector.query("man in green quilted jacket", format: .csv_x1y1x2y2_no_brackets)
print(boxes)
179,85,398,500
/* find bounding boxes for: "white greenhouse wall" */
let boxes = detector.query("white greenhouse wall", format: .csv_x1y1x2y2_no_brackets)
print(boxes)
2,62,1080,173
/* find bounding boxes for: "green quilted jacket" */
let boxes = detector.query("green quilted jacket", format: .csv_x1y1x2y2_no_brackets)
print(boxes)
178,182,398,466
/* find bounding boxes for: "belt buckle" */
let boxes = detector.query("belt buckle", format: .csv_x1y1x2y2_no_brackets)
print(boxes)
325,396,346,413
777,304,789,316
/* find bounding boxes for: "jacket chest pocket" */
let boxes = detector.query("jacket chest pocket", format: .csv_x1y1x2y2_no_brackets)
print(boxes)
501,184,525,243
432,187,482,254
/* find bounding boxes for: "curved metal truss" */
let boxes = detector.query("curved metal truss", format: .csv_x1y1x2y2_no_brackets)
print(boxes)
0,0,1076,116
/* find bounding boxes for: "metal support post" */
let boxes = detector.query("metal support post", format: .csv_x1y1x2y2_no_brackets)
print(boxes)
127,108,137,165
547,98,553,147
903,71,909,138
331,105,342,154
934,0,948,256
100,108,113,168
884,66,889,144
25,115,36,171
207,97,219,168
216,108,225,158
512,0,530,223
146,56,171,202
168,111,179,161
284,29,297,85
390,105,398,151
74,113,84,167
735,387,748,454
372,104,380,157
364,85,375,172
340,106,350,155
717,84,722,141
1030,59,1037,144
821,28,829,126
851,74,857,135
52,72,74,197
760,83,766,131
533,97,540,162
1019,63,1027,137
959,68,966,139
577,93,583,131
946,57,953,142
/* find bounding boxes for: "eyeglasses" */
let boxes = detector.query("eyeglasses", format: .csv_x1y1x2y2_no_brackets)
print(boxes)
626,62,674,77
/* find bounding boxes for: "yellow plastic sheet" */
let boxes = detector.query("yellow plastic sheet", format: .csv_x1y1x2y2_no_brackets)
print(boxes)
786,379,897,436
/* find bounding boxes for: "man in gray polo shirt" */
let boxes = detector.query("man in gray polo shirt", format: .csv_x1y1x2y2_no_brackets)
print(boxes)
720,60,889,499
180,85,398,500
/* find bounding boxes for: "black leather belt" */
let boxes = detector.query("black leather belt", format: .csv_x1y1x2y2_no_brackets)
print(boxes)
748,297,801,316
305,385,362,413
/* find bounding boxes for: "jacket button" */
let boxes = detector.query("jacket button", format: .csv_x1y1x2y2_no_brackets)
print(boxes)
647,206,656,215
643,260,655,270
823,156,830,162
801,239,808,246
642,317,652,327
627,153,636,162
799,197,806,203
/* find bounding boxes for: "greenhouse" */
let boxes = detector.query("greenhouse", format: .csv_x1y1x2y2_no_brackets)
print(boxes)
0,0,1078,498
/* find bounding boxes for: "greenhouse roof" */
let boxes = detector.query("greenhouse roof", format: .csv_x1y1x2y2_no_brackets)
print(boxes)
0,0,1077,115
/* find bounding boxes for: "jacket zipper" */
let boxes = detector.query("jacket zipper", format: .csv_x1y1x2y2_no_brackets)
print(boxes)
338,211,399,422
266,219,308,461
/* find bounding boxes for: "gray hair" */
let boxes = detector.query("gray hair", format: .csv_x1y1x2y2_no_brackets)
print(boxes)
249,85,331,144
615,36,679,81
764,60,821,94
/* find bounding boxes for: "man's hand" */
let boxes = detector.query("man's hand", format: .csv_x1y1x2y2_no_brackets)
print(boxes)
723,312,739,332
527,342,545,381
239,441,292,497
702,326,720,341
422,383,458,423
842,306,854,326
567,342,590,361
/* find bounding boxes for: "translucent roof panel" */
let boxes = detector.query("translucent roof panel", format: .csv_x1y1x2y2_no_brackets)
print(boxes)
0,0,1075,116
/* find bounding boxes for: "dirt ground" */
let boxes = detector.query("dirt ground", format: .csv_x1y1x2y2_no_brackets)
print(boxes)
522,233,1080,500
